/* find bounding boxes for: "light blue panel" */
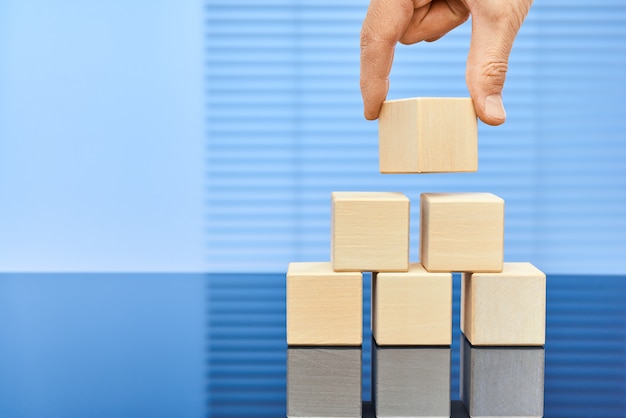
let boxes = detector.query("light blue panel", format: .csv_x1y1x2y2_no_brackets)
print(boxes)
205,0,626,273
0,0,206,271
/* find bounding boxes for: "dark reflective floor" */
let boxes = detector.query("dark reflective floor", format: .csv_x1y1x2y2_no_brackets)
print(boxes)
1,273,625,417
208,273,626,418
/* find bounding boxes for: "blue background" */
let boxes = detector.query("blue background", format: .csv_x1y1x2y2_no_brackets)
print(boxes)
0,0,206,271
1,1,626,417
1,0,625,273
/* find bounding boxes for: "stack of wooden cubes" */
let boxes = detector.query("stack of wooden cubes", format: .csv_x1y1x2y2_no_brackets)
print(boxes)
286,98,546,418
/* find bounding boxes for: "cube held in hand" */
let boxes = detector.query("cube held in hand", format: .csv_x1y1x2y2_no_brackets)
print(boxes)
379,97,478,174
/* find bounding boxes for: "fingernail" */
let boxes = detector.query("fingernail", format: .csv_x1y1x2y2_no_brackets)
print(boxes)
485,94,506,122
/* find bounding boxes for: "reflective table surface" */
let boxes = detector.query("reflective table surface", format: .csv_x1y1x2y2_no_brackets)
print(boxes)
1,273,625,417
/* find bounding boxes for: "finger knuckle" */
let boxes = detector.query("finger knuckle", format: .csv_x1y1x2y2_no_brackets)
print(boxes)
360,30,378,49
451,7,470,23
481,60,509,86
457,8,470,24
398,34,417,45
360,33,394,50
447,0,470,24
360,33,374,49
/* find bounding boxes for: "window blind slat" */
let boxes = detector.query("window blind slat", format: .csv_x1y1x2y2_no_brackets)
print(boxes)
206,1,626,274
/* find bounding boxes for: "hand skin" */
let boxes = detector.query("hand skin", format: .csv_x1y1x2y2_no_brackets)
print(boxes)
360,0,533,125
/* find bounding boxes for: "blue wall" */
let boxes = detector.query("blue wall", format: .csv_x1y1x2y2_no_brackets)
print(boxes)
205,0,626,274
1,1,625,273
0,0,206,271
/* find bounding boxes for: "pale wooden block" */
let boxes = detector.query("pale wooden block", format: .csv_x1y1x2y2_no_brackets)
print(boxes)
332,192,409,272
287,262,362,346
372,344,451,417
420,192,504,272
287,347,362,417
461,262,546,346
460,336,545,417
372,263,452,346
378,97,478,173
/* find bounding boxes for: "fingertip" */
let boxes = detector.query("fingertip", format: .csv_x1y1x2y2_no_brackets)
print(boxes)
361,79,387,120
479,114,506,126
475,109,506,126
480,94,506,125
364,102,382,120
364,111,378,121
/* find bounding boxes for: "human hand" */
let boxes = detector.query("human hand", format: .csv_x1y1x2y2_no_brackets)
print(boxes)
360,0,533,125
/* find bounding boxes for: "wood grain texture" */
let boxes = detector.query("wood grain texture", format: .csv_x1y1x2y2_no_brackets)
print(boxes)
372,344,451,417
287,262,362,346
461,262,546,346
460,337,545,417
331,192,409,272
287,347,362,417
420,192,504,272
378,97,478,173
372,263,452,346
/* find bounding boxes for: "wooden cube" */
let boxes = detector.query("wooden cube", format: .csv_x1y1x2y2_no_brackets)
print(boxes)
287,347,362,417
372,344,450,417
420,192,504,272
461,262,546,346
372,263,452,346
460,337,545,417
378,97,478,173
287,262,362,346
332,192,409,272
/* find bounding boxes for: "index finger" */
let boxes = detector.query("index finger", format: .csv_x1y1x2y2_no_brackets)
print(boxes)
360,0,415,120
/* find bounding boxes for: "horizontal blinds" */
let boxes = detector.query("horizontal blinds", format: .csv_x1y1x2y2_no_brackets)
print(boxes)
206,0,626,273
532,1,626,273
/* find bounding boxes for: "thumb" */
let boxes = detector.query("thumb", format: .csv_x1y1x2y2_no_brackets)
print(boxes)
465,1,532,126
